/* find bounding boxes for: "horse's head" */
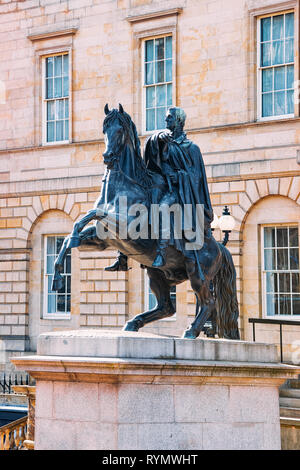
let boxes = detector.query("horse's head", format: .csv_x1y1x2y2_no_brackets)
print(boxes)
102,103,135,169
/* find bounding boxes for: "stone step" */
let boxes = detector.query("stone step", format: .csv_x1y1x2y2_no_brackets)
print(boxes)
279,397,300,409
286,379,300,389
280,388,300,399
280,407,300,419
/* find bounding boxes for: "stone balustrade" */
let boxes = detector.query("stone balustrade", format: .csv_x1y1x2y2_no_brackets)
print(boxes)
0,415,27,450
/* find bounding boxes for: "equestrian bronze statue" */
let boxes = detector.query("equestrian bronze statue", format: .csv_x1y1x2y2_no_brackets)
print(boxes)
52,104,240,340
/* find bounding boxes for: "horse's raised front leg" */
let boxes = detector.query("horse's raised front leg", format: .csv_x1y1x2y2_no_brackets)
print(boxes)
123,267,175,332
52,225,106,292
68,209,98,248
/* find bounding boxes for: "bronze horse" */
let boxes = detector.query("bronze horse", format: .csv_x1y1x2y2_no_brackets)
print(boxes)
52,105,239,339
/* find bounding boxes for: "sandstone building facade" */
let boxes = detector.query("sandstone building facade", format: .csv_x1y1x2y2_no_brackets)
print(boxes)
0,0,299,367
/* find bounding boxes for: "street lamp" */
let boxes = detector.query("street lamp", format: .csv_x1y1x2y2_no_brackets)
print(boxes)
211,205,235,246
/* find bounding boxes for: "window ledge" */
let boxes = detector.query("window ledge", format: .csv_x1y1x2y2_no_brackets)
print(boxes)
126,7,183,23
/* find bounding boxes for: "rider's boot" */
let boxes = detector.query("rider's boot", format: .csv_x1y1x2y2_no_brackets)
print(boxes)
105,252,129,271
152,240,168,268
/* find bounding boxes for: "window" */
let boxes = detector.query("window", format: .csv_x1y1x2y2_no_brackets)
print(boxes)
143,36,173,132
258,11,294,119
43,53,70,143
44,236,71,318
262,226,300,316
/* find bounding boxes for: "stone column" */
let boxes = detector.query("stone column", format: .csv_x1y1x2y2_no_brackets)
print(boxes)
12,330,300,450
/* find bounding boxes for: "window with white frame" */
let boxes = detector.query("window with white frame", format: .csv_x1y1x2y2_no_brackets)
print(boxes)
262,226,300,316
258,11,294,119
44,235,71,318
44,53,70,143
143,36,173,132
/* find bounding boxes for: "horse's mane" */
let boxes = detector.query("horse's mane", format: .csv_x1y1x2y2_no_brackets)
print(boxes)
103,109,152,188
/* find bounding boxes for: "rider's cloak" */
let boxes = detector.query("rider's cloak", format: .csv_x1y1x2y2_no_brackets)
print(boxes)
144,131,214,264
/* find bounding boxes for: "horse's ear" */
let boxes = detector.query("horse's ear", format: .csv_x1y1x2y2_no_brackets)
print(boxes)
119,103,124,114
104,104,110,115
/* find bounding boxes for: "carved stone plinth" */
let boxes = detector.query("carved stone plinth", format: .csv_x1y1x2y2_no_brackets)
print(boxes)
12,330,300,450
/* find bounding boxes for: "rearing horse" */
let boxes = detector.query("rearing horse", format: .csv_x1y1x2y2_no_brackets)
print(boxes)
52,104,239,339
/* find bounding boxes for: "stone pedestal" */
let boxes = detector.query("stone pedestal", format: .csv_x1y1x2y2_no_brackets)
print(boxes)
12,330,300,450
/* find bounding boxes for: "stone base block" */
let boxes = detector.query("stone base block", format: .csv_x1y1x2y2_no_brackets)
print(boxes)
12,330,300,450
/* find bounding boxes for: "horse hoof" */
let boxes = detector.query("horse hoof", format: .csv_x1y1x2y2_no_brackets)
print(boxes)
123,321,140,332
182,328,197,339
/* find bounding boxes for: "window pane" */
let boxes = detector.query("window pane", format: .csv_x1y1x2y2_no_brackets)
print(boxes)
56,237,64,254
266,272,276,293
292,295,300,314
274,91,285,115
287,90,294,114
285,38,294,63
272,40,284,65
63,54,69,76
277,248,289,270
267,293,278,315
274,66,285,90
146,108,155,131
46,78,53,99
145,62,154,85
65,254,71,274
166,59,172,82
67,276,71,294
285,12,294,38
156,107,166,129
290,248,299,270
66,294,71,312
272,15,284,40
292,273,300,292
63,77,69,97
48,294,56,314
277,227,288,247
287,65,294,89
145,40,154,62
278,272,290,292
262,68,273,92
146,86,155,108
64,99,69,118
46,255,55,274
264,227,276,247
261,17,271,42
57,295,65,312
54,55,62,76
265,249,276,270
155,38,164,60
47,101,55,121
57,100,64,120
65,120,69,140
289,227,298,247
156,84,166,107
47,237,55,255
279,295,291,314
56,120,64,141
155,61,164,83
166,36,172,59
262,93,273,117
46,57,54,78
47,121,55,142
167,83,172,106
54,77,62,98
261,43,271,66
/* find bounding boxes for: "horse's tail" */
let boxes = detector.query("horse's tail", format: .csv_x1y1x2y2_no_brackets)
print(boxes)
213,243,240,339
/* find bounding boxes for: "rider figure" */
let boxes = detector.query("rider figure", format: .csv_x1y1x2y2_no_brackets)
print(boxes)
105,106,213,271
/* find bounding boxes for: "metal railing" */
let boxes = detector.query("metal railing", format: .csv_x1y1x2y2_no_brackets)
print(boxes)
0,373,30,394
249,317,300,363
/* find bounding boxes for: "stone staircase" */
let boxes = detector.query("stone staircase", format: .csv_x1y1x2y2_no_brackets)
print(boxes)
280,377,300,449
